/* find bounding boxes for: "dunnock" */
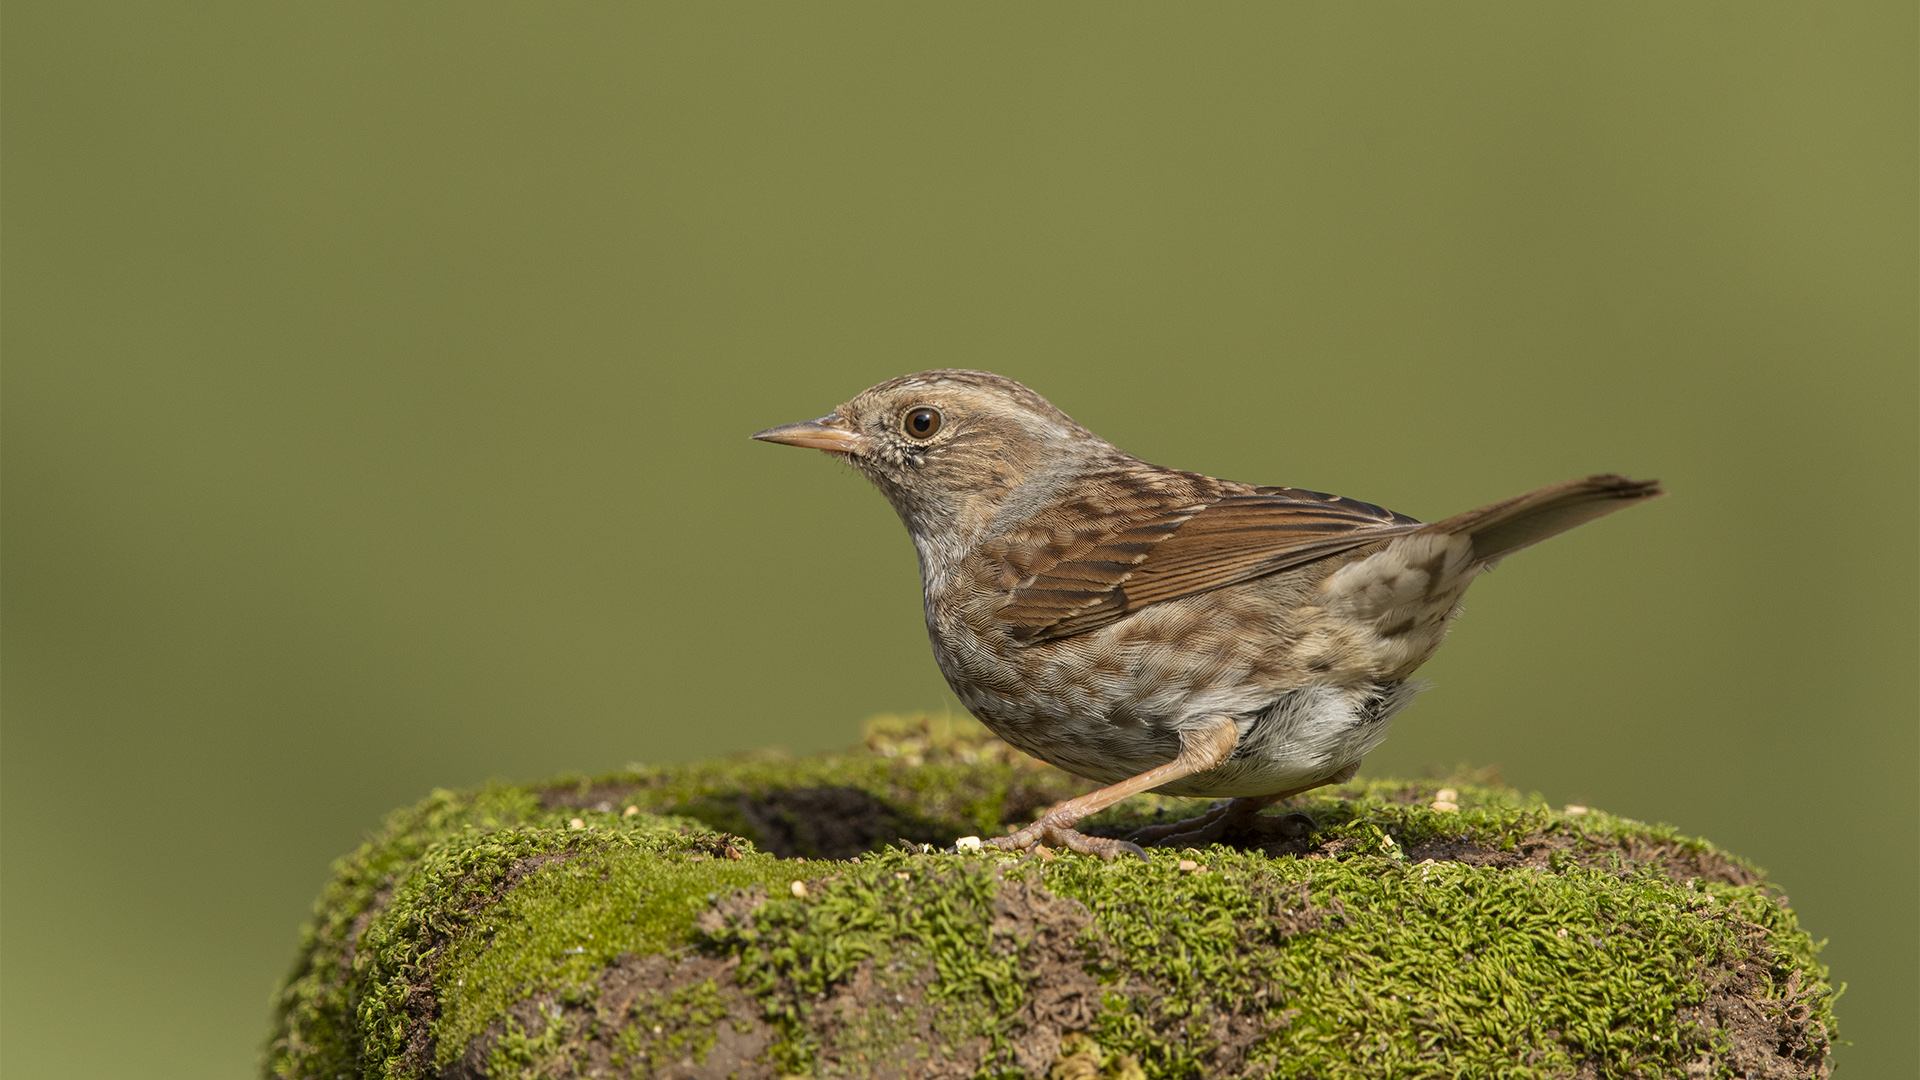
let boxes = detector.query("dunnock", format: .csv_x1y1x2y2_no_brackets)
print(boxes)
754,370,1660,859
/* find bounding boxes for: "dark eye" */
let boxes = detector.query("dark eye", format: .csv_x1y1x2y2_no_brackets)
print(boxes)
902,407,942,440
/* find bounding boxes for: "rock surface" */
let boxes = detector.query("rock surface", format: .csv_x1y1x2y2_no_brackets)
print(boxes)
264,717,1835,1079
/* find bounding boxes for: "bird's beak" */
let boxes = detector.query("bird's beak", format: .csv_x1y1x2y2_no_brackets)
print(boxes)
750,412,868,455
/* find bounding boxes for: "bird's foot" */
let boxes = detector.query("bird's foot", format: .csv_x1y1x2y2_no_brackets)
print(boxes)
990,819,1148,861
1123,800,1236,845
1245,810,1317,841
1125,798,1317,850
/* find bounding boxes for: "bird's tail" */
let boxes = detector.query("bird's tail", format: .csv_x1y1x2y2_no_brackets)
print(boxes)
1424,474,1664,565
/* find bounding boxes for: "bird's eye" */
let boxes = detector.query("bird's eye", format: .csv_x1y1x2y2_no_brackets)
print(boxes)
902,407,943,440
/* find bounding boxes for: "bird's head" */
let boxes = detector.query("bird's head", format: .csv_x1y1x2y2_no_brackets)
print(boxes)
752,369,1121,553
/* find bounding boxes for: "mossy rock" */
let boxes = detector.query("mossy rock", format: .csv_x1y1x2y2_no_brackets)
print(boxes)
264,717,1835,1079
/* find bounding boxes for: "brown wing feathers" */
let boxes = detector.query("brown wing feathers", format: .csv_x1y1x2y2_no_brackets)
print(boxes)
997,485,1421,643
986,511,1198,640
994,473,1660,645
1105,494,1416,603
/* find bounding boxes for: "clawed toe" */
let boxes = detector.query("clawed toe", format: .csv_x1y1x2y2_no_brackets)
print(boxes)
990,821,1148,861
1055,829,1148,860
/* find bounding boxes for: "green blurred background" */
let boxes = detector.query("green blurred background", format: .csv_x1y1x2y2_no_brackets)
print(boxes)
3,3,1913,1076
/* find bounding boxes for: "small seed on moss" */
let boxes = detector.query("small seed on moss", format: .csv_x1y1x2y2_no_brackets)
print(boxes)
622,805,639,817
568,818,585,830
1435,788,1459,802
1178,859,1200,872
1566,805,1590,815
789,880,807,898
1432,800,1460,813
955,836,983,852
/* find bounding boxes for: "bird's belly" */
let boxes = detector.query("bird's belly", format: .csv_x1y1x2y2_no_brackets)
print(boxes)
929,602,1418,793
931,605,1277,768
927,573,1435,792
1153,681,1422,797
951,664,1418,797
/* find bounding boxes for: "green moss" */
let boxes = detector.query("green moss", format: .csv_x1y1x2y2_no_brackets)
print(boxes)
266,722,1835,1079
697,831,1828,1078
1051,852,1810,1077
266,783,553,1077
608,978,732,1073
351,816,777,1074
486,1008,572,1078
262,778,764,1078
707,853,1016,1071
1055,1032,1148,1080
427,838,791,1067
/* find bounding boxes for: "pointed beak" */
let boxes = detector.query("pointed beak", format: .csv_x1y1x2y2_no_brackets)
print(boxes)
749,412,868,455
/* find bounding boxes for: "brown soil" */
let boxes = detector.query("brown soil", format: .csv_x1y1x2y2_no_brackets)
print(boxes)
440,951,778,1080
1679,957,1833,1079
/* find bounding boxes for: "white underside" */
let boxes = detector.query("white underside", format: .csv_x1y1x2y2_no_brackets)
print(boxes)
1150,681,1425,798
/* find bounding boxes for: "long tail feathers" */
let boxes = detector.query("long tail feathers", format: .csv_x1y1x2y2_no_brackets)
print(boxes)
1425,474,1663,565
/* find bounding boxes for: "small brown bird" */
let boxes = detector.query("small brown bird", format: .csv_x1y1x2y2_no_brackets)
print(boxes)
753,370,1661,859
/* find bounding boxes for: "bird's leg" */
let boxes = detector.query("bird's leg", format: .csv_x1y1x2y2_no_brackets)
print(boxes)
1127,762,1363,849
990,717,1240,861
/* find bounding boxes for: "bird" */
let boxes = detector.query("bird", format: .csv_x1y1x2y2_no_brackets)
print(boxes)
752,370,1661,859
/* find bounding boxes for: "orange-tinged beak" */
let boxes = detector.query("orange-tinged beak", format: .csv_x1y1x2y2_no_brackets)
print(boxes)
749,412,867,454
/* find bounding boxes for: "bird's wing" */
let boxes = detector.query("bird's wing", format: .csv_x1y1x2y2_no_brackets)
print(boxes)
986,484,1422,644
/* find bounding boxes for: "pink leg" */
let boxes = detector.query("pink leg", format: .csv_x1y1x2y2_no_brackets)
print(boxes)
1125,761,1363,848
989,717,1241,861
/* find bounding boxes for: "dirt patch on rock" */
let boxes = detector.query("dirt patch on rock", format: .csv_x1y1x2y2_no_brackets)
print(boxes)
679,866,1322,1079
986,874,1105,1074
442,951,777,1080
784,954,981,1079
1678,953,1833,1080
686,871,1108,1079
